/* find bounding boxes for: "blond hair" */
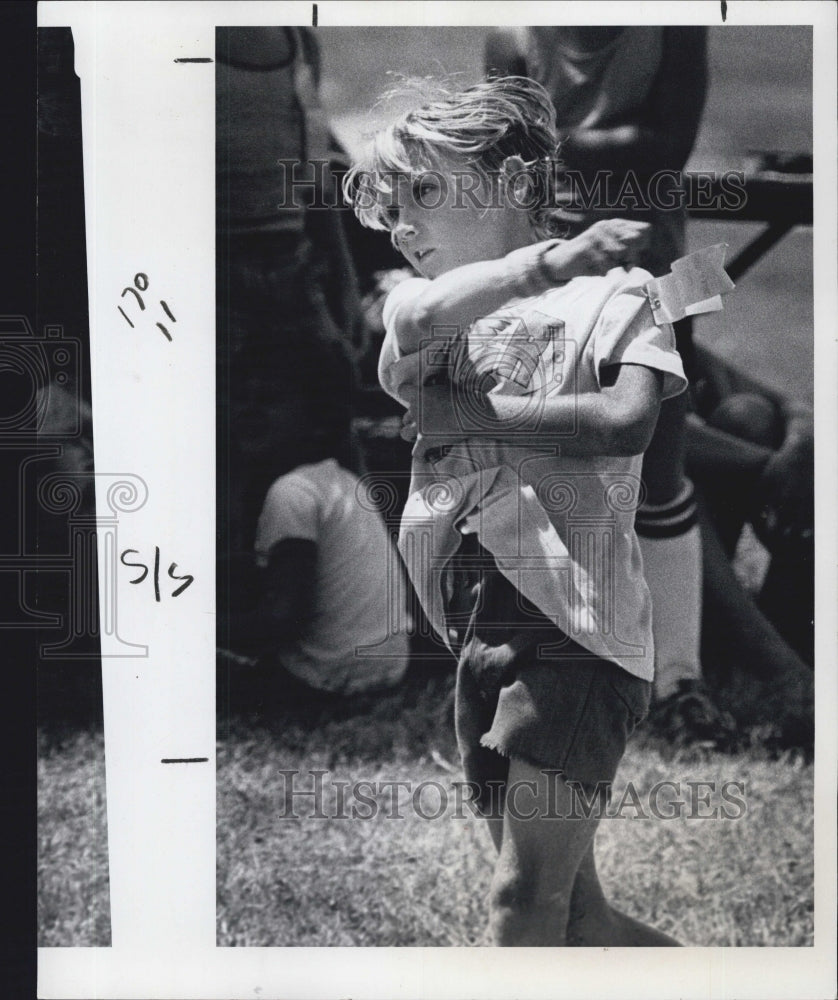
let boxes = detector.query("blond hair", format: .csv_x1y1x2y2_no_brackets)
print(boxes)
343,76,565,240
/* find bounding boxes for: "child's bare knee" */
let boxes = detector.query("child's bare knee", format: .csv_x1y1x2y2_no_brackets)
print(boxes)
489,872,570,946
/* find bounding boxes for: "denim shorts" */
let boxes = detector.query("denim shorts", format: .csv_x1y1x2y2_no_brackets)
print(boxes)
445,537,651,815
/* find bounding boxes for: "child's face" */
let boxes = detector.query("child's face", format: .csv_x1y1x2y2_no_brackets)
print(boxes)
389,153,525,279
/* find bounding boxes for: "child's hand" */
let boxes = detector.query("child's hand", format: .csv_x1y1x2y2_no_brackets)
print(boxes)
544,219,651,281
400,384,471,454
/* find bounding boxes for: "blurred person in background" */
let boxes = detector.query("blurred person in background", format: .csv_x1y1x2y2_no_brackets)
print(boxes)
216,27,389,700
216,26,364,554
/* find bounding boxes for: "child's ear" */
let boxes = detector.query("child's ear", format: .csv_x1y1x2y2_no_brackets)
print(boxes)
501,155,527,174
500,155,530,205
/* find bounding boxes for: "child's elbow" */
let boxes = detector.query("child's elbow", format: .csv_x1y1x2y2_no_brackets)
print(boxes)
607,407,659,456
395,302,433,352
600,369,664,455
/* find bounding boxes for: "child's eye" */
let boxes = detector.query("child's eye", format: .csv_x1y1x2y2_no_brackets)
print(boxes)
412,176,439,202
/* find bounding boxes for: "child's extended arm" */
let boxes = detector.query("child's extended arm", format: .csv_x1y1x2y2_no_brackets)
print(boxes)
392,219,650,356
405,363,664,458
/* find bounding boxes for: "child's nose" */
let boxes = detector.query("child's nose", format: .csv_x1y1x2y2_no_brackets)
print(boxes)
393,219,417,250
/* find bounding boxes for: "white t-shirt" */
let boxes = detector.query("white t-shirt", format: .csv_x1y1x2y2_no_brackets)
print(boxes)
378,269,687,681
254,459,409,694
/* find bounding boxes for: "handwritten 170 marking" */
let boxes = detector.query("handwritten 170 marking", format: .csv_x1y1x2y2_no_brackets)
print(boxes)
118,272,177,340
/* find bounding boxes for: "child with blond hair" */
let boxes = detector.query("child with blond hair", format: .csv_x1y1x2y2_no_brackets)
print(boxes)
345,77,685,946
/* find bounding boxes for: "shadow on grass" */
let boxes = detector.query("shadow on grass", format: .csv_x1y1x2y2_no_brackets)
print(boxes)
217,645,459,766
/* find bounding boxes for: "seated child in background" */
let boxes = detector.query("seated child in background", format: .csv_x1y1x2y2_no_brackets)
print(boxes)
345,76,686,945
251,454,409,697
220,381,408,703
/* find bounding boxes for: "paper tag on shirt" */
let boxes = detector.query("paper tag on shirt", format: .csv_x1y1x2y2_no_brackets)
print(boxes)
644,243,735,325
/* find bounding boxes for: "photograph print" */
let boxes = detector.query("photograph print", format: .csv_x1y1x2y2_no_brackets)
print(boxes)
214,21,817,950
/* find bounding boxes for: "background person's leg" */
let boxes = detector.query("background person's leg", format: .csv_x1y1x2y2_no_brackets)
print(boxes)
698,497,814,745
757,544,814,666
637,391,704,701
689,395,814,668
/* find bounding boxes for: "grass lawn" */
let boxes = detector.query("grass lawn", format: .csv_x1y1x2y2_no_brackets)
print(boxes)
36,656,814,949
38,726,111,947
215,665,814,948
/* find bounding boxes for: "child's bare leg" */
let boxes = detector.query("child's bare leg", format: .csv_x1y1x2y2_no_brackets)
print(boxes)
487,760,681,946
565,843,681,946
488,759,602,946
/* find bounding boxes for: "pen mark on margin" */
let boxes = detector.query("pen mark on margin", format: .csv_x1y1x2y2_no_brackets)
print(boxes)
312,4,318,27
720,1,727,21
162,757,209,764
174,57,214,63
